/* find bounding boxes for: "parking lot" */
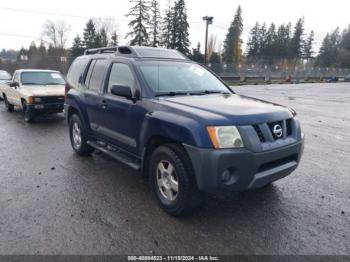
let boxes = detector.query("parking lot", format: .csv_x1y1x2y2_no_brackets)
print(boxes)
0,83,349,255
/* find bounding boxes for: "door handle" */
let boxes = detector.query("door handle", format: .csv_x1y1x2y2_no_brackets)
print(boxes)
100,100,108,109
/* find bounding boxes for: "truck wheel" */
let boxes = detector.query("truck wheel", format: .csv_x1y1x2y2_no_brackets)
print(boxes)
22,102,35,123
69,114,94,156
149,144,202,216
4,95,14,112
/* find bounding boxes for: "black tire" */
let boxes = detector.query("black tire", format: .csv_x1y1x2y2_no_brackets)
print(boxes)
3,95,14,112
69,114,94,156
149,144,202,216
22,101,35,123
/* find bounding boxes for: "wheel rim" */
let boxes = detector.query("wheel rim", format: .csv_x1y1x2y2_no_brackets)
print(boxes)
156,160,179,202
72,122,82,149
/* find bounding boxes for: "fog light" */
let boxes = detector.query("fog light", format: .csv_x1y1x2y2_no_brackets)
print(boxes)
221,169,231,182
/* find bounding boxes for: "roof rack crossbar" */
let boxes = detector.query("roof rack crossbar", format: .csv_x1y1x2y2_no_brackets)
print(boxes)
84,46,118,55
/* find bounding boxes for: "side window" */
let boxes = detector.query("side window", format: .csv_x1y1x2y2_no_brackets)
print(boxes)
13,72,19,83
107,63,135,93
84,60,96,87
67,58,89,89
88,60,107,93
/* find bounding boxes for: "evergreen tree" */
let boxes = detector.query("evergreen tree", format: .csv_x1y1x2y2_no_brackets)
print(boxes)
302,30,314,60
247,22,260,59
264,23,277,64
149,0,161,47
111,31,118,46
223,6,243,66
190,42,204,63
209,52,222,73
99,27,109,47
316,28,341,67
126,0,151,46
71,34,85,58
338,26,350,67
83,19,99,49
290,18,305,60
161,0,174,48
173,0,190,55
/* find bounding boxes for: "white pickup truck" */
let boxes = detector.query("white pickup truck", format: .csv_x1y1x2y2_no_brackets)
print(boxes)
1,69,66,122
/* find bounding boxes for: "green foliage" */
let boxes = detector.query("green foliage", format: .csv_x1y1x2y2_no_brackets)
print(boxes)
70,35,85,58
209,52,222,73
149,0,161,47
222,6,243,65
161,1,174,48
83,19,100,49
172,0,190,55
126,0,151,46
246,18,312,65
190,42,204,63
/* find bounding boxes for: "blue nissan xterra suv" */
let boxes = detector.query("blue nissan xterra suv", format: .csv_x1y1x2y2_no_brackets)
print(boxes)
65,46,304,216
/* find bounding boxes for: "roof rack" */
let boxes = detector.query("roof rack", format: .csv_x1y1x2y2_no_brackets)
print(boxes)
84,46,118,55
83,46,188,61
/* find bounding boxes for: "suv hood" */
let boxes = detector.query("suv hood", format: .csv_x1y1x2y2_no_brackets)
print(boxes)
20,85,65,96
159,94,293,125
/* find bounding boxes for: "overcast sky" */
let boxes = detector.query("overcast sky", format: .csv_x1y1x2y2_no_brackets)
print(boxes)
0,0,349,53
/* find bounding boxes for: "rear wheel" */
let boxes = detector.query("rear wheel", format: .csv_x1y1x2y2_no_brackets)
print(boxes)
69,114,94,156
149,144,202,216
4,95,14,112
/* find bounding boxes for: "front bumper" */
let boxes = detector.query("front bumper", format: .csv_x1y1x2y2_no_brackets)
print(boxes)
27,103,64,114
184,139,304,193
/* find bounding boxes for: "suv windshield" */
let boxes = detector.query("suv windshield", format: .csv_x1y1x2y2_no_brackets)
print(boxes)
138,61,230,96
21,72,65,86
0,71,11,80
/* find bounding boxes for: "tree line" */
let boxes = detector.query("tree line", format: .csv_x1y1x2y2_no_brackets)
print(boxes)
1,1,350,75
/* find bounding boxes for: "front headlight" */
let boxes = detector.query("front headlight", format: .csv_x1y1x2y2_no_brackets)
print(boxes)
207,126,244,149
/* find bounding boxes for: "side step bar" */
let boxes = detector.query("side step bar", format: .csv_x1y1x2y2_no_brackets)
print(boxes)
87,140,141,170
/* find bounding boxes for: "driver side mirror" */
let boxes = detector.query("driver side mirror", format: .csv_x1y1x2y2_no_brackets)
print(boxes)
111,84,133,100
10,81,19,88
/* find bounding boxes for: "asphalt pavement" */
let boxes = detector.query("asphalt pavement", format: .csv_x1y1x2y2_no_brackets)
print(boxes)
0,83,349,255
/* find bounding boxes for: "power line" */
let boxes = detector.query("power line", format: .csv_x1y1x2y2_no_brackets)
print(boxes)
0,5,229,28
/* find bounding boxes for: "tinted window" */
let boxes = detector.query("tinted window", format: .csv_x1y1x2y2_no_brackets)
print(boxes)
107,63,135,93
84,60,96,87
67,58,89,89
21,72,65,86
88,60,107,92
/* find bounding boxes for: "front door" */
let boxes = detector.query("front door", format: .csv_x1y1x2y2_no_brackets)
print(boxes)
98,62,144,154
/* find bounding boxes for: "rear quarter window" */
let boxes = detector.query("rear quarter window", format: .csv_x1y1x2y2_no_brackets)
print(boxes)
67,57,89,89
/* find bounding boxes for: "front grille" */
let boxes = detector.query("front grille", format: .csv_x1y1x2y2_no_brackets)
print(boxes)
252,119,293,143
253,125,266,142
39,96,65,104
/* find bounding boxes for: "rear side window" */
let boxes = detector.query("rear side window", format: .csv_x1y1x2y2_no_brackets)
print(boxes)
87,60,107,93
67,58,89,89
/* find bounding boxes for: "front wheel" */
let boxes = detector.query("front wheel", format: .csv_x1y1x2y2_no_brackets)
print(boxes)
149,144,202,216
69,114,94,156
22,102,35,123
4,95,14,112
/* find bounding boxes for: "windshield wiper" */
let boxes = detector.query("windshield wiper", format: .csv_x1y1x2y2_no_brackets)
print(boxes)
45,83,63,85
189,90,230,95
155,91,190,97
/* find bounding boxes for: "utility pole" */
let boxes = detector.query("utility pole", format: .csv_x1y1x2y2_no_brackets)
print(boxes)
203,16,214,66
